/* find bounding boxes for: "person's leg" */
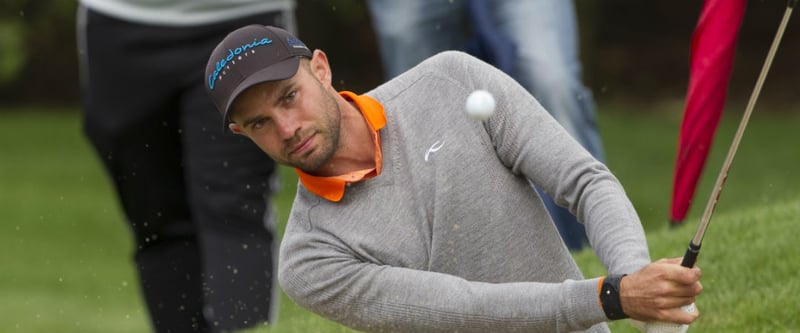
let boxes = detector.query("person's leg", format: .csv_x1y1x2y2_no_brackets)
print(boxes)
494,0,603,160
78,7,207,331
177,12,284,331
366,0,467,78
493,0,599,251
180,84,278,331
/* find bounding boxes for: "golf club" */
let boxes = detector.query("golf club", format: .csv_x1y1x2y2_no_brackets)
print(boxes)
680,0,795,270
646,1,795,332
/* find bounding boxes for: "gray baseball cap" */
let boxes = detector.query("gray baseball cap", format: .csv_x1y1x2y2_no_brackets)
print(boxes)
205,25,312,124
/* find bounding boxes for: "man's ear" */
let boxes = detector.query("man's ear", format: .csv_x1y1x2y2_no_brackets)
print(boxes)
228,122,244,134
309,49,332,86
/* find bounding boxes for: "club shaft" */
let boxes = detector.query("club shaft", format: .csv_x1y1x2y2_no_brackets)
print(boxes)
682,1,794,268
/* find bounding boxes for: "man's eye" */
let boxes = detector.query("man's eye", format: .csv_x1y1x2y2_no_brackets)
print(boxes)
284,91,297,103
252,118,267,129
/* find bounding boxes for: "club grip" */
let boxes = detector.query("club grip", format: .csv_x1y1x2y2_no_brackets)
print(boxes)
644,304,695,333
680,243,701,268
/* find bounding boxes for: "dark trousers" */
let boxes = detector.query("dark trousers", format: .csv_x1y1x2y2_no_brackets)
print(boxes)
77,7,283,332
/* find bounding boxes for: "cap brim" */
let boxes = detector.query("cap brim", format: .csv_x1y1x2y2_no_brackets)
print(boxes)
222,57,303,124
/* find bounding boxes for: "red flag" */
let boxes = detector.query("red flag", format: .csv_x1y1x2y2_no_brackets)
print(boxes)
670,0,746,224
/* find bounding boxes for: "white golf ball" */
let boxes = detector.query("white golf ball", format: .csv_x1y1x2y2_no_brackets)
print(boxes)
465,89,496,120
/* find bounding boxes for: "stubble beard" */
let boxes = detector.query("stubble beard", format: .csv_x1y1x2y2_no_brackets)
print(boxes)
292,88,341,173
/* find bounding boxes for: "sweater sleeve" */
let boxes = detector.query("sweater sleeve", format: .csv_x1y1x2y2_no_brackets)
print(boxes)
451,51,652,274
278,225,608,333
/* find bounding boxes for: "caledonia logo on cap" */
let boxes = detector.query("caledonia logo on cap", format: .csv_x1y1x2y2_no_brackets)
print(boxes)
204,25,312,125
207,37,273,91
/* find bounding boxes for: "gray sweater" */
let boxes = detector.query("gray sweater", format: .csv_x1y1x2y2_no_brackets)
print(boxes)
278,51,651,332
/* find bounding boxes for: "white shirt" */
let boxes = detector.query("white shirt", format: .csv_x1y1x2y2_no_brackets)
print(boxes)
79,0,294,26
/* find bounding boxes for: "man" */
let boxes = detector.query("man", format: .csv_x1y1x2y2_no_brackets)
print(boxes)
205,25,702,333
77,2,294,331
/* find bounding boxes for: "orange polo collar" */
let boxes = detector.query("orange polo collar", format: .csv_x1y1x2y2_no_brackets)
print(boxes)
295,91,386,202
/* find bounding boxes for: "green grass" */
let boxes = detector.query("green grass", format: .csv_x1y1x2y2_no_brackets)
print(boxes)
1,103,798,332
0,109,148,332
577,198,800,332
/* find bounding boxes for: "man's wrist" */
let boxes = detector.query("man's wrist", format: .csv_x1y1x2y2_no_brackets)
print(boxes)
599,274,629,320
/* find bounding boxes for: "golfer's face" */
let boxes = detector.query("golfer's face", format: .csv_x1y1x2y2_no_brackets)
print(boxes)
229,64,342,172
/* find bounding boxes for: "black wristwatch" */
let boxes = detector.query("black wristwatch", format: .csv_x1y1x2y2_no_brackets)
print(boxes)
600,274,629,320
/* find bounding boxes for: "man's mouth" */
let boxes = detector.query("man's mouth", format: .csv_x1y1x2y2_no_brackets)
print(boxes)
289,133,315,156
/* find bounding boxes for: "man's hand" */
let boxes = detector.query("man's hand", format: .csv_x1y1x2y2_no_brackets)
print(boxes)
619,258,703,324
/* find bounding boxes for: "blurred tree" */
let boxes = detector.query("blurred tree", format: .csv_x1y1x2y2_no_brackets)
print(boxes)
0,0,797,108
0,18,26,84
0,0,78,107
0,1,30,86
296,0,383,93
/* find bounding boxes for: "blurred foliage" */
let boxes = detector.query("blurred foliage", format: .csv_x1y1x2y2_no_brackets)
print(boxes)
0,0,798,108
295,0,384,93
0,0,76,26
0,20,26,83
0,0,79,105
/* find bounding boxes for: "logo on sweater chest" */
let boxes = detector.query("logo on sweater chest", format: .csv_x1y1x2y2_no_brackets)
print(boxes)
424,140,446,162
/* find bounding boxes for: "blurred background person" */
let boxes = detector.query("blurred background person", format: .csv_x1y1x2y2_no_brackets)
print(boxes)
75,0,295,331
367,0,600,251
